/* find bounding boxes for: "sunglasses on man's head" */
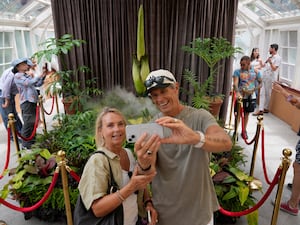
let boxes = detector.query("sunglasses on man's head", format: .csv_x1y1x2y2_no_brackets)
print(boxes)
144,76,174,88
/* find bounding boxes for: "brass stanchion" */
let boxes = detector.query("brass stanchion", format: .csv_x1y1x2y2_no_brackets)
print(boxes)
224,87,235,130
57,150,73,225
271,148,292,225
53,93,62,127
249,115,263,190
249,115,263,177
233,96,243,143
8,113,21,158
38,95,47,134
55,92,60,115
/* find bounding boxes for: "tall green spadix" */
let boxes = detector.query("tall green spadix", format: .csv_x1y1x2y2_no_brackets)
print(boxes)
132,4,150,96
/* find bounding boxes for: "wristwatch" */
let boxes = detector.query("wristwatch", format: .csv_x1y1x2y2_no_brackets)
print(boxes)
194,131,206,148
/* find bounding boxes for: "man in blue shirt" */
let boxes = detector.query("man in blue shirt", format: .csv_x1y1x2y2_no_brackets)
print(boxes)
233,55,262,139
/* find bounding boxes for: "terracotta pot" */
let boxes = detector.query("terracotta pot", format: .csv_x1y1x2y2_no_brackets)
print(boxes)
209,98,224,118
62,97,82,114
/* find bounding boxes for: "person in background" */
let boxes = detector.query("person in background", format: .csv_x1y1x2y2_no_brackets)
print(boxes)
273,83,300,216
256,43,281,115
0,220,7,225
233,56,262,139
14,64,47,149
250,48,265,116
135,69,232,225
78,107,159,225
0,58,33,140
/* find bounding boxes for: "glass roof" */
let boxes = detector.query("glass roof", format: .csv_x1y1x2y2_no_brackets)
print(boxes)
0,0,52,28
237,0,300,28
0,0,299,32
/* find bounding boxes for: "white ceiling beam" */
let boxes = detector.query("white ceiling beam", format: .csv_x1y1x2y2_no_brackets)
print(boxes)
238,3,266,28
18,1,40,16
29,7,52,30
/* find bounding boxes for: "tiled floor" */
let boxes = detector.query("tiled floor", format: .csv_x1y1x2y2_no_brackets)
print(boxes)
0,97,299,225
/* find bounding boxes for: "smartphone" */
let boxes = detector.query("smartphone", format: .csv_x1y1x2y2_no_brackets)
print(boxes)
125,123,164,143
147,210,152,223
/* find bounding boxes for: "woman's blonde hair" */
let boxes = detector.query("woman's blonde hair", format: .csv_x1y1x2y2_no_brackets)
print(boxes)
95,107,126,148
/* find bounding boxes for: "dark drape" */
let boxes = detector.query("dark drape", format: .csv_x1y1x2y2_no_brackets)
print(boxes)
51,0,238,120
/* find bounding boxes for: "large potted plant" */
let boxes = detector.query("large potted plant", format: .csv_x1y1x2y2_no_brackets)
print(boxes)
33,34,102,114
182,37,242,117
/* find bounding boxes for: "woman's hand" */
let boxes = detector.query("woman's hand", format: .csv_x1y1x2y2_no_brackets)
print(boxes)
134,133,160,173
127,167,156,191
155,116,199,145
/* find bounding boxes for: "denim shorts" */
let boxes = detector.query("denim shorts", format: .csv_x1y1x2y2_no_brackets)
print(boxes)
295,139,300,164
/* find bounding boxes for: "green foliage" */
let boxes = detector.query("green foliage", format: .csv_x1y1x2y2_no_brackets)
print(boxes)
211,142,258,224
0,110,98,221
182,69,211,110
182,37,243,99
33,34,85,64
97,86,158,123
33,34,102,113
35,110,98,168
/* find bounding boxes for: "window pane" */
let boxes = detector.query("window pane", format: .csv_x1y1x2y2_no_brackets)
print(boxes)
24,31,32,57
282,48,288,62
289,31,297,47
5,48,12,62
0,33,3,47
0,49,3,63
289,65,295,81
289,48,296,64
4,32,12,47
14,31,24,57
280,32,288,46
281,64,288,80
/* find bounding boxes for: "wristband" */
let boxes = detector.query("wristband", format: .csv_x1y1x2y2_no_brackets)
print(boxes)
137,161,151,171
144,199,153,208
194,131,206,148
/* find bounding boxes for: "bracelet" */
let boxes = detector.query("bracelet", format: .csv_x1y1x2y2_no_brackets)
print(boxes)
194,131,206,148
116,190,125,202
137,161,151,171
144,199,153,208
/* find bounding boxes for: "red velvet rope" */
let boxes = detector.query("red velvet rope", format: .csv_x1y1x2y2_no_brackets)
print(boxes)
261,128,272,185
0,128,11,179
219,167,282,217
0,171,59,212
240,107,256,145
43,96,55,115
69,170,81,183
17,106,40,141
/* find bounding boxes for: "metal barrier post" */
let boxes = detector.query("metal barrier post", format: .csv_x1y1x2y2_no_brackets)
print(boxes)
8,113,21,158
38,95,47,134
57,150,73,225
224,87,235,130
249,115,263,177
233,96,243,143
270,148,292,225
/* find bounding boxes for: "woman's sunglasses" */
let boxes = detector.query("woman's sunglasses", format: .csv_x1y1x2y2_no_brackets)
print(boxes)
144,76,174,88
